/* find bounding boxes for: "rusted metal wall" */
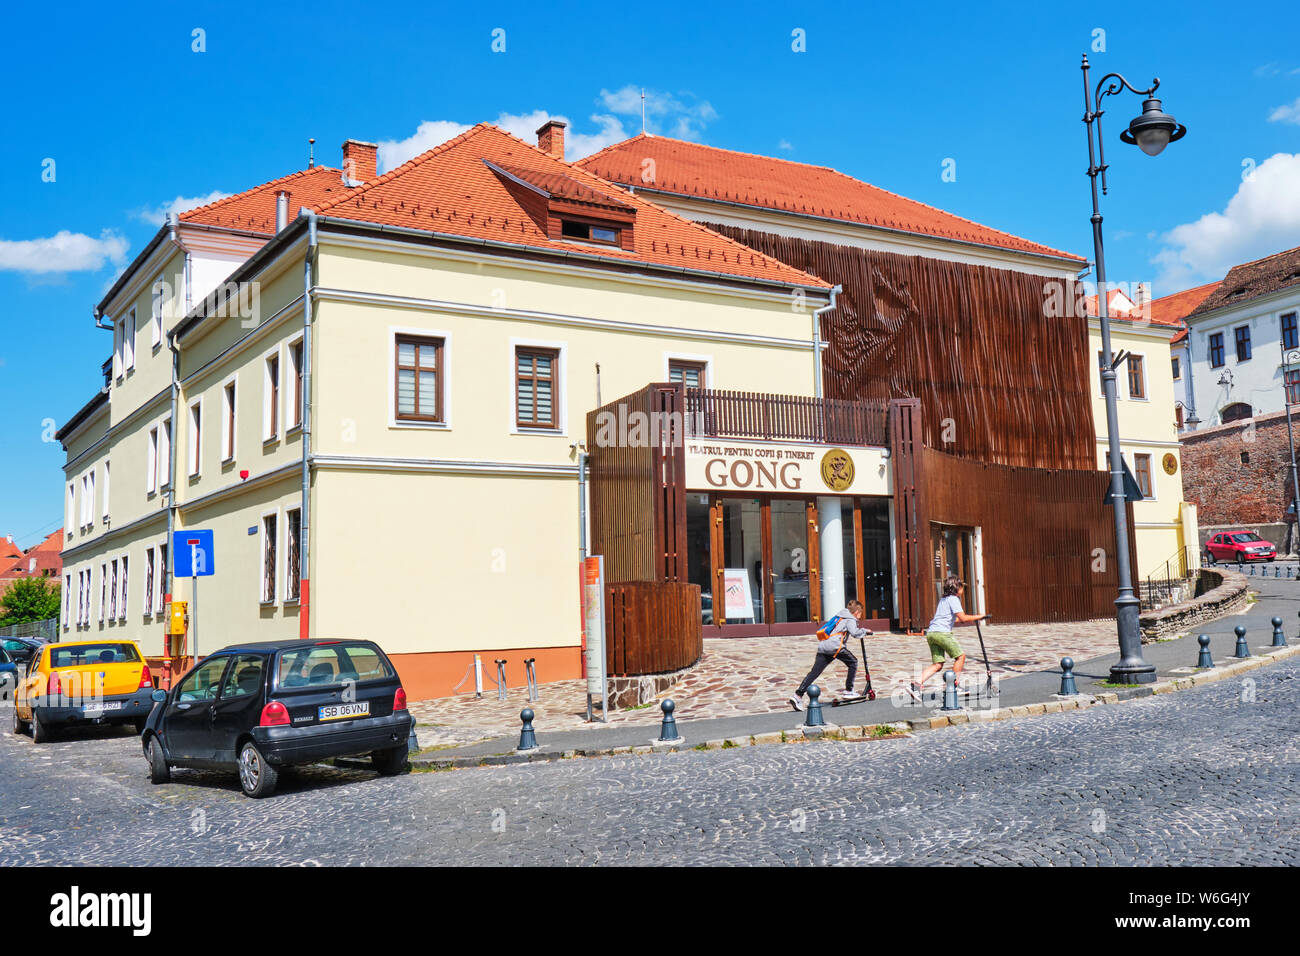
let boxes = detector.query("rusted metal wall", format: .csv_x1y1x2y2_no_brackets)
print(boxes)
702,224,1095,470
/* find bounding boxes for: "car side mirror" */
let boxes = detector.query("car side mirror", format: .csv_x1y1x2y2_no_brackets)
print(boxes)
151,689,167,703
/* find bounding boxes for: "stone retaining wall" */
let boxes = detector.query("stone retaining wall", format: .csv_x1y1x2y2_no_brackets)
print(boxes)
605,665,692,709
1138,567,1249,641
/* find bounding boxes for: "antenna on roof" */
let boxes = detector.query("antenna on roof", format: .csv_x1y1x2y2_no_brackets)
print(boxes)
641,89,646,135
308,138,316,168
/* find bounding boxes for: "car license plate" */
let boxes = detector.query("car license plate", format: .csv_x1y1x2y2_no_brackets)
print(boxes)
318,702,369,721
84,701,122,714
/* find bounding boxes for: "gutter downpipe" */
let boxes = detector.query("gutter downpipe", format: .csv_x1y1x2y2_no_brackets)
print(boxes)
164,213,185,663
300,210,317,639
811,285,840,402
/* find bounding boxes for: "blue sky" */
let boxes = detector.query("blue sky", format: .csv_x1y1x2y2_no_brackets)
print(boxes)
2,0,1298,547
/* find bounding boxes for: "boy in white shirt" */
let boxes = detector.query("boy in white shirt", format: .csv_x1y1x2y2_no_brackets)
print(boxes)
907,575,985,702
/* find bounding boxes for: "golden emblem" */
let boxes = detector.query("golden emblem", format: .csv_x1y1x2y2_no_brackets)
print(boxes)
1162,453,1178,475
820,448,855,491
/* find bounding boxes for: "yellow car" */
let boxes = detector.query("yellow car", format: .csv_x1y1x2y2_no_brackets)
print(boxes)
12,639,155,743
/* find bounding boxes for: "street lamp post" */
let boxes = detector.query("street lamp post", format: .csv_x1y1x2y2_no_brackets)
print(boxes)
1080,54,1186,684
1280,345,1300,553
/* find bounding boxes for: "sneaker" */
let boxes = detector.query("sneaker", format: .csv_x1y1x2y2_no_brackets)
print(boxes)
904,682,923,703
788,694,804,712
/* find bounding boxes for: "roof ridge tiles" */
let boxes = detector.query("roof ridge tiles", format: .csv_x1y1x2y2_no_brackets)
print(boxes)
180,165,343,219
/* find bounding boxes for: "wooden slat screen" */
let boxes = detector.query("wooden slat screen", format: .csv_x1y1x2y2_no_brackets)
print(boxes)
605,581,703,676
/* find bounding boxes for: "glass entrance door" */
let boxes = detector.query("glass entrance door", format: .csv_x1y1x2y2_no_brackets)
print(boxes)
931,524,979,613
769,499,812,625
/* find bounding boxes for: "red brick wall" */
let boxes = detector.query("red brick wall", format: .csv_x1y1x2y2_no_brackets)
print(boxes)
1181,409,1300,548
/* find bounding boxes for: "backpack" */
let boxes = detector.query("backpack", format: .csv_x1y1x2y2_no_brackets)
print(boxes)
816,615,841,638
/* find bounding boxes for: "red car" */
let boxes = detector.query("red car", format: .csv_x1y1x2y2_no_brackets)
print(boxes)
1204,530,1277,564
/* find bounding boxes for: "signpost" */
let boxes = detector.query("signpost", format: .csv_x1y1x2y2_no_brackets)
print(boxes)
581,555,607,723
172,530,214,659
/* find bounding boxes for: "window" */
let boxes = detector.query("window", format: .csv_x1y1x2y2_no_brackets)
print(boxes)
276,642,394,687
261,513,278,603
1209,332,1225,368
669,360,707,390
63,573,71,630
113,320,123,379
147,427,159,494
188,401,202,476
87,471,95,526
1127,354,1146,399
1241,451,1250,464
1134,454,1152,499
159,420,171,489
1096,350,1107,391
66,482,74,534
151,281,164,348
99,563,107,623
118,556,128,621
222,381,236,461
1171,356,1180,381
1221,402,1252,424
1234,325,1251,362
109,560,118,620
289,339,304,429
76,571,84,627
1284,313,1299,352
102,461,110,522
144,548,155,615
1288,369,1300,405
264,353,279,440
395,335,443,422
560,220,619,244
1175,405,1184,429
80,473,91,528
123,308,136,371
220,655,265,699
515,347,559,429
285,508,301,602
158,544,168,611
176,655,230,703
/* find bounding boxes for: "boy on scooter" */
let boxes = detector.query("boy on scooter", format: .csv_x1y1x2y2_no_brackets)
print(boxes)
789,599,873,711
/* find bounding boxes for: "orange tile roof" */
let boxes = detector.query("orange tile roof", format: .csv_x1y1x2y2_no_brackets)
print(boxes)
1150,280,1221,342
181,166,362,235
576,134,1084,263
314,125,830,290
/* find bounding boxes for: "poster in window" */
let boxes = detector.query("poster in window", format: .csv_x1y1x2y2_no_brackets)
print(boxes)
722,568,755,619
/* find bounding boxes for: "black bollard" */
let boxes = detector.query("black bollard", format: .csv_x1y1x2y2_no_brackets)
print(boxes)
1059,657,1079,695
1277,566,1282,578
657,698,682,742
940,670,960,711
517,708,538,751
804,684,826,727
1196,634,1214,669
1233,625,1251,659
1272,616,1288,648
1250,565,1256,576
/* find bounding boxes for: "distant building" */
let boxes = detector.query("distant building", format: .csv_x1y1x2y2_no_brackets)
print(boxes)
0,529,64,603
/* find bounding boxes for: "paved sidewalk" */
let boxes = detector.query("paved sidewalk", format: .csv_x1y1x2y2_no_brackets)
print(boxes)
409,617,1124,748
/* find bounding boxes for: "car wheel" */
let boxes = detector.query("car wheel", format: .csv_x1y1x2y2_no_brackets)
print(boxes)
31,711,50,744
1268,556,1276,563
0,674,11,702
372,744,409,776
146,736,170,785
238,742,278,798
12,703,29,736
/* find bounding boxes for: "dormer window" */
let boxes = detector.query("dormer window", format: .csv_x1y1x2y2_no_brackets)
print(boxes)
560,220,620,245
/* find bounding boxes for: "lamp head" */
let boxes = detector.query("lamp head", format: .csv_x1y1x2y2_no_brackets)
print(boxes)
1120,96,1187,156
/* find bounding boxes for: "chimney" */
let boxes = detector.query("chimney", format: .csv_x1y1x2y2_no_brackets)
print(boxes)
341,139,378,184
536,120,567,161
275,191,291,232
1135,282,1150,307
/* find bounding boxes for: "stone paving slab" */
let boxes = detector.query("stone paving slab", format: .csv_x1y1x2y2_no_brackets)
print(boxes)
409,618,1124,746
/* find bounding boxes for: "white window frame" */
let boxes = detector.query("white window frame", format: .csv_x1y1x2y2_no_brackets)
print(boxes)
79,474,90,528
259,509,280,605
143,547,156,616
151,280,164,348
123,307,136,371
63,573,71,630
509,337,567,435
388,326,453,430
102,460,111,523
287,334,305,431
221,374,238,463
113,319,123,380
118,554,129,622
284,507,302,603
1133,451,1157,501
109,559,118,622
159,419,171,490
147,426,159,495
156,542,168,613
99,562,107,623
67,482,75,536
263,347,281,442
1125,350,1148,402
188,399,202,477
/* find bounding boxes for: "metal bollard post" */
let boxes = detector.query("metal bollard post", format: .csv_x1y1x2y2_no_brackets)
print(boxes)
524,658,539,701
657,698,683,742
1196,634,1214,669
940,670,960,711
1059,657,1079,696
1277,566,1282,578
1272,616,1288,648
1233,625,1251,659
494,659,508,701
804,685,826,727
1249,565,1255,576
517,708,538,752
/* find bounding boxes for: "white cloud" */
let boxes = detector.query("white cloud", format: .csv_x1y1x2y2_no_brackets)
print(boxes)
1268,97,1300,125
1152,152,1300,289
133,191,231,227
778,139,794,152
377,90,718,171
0,230,129,275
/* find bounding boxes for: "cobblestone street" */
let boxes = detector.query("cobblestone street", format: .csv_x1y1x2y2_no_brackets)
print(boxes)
3,647,1296,866
409,619,1122,747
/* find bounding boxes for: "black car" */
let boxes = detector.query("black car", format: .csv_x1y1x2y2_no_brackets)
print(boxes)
142,638,415,798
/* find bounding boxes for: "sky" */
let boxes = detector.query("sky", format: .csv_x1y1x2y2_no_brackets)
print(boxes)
1,0,1298,548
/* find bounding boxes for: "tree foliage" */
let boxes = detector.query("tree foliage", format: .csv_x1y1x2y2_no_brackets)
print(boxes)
0,577,62,626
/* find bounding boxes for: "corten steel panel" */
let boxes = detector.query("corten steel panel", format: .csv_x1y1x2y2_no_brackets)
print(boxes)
918,446,1137,625
890,399,929,630
701,224,1096,471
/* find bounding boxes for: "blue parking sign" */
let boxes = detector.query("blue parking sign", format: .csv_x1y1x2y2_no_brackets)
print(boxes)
173,530,215,577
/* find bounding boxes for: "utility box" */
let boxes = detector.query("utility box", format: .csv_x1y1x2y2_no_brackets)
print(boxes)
168,601,188,635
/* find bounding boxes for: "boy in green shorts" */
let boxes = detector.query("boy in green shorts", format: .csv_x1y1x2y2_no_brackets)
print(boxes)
907,574,985,702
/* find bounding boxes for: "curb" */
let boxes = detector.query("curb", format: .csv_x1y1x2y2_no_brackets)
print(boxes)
409,643,1300,771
